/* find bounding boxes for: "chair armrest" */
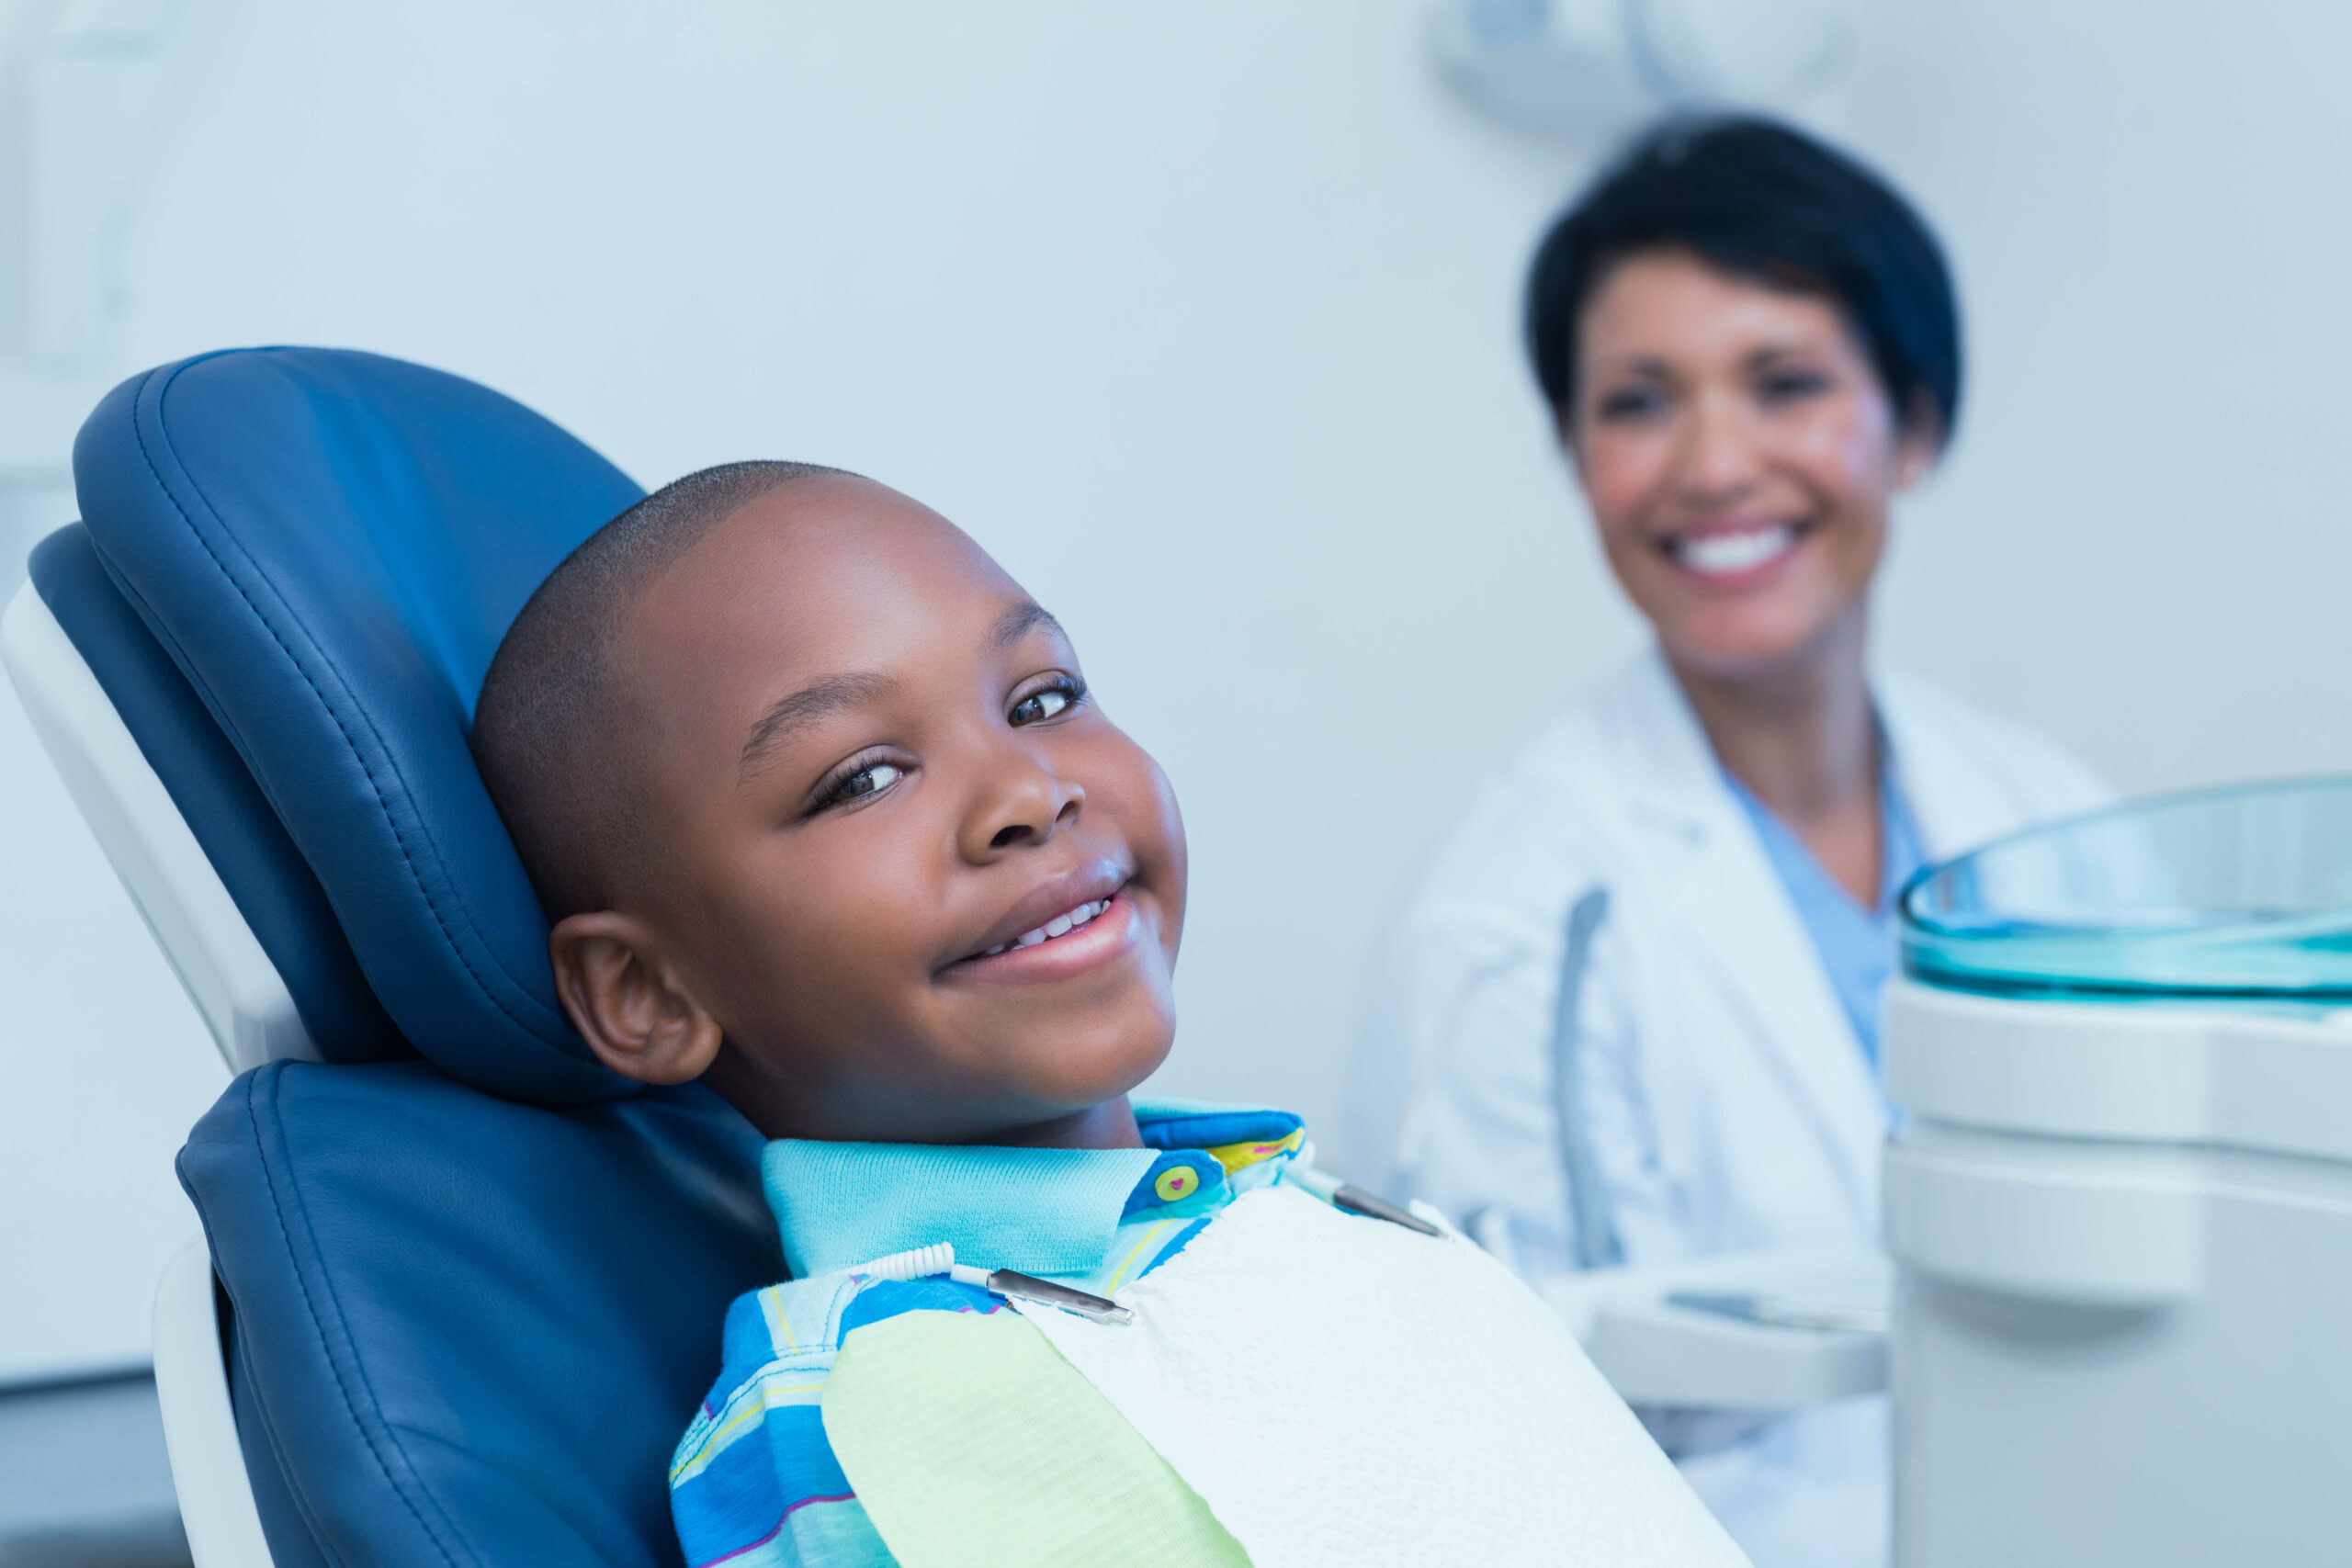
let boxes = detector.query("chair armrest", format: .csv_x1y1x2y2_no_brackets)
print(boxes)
1541,1247,1890,1411
153,1236,276,1568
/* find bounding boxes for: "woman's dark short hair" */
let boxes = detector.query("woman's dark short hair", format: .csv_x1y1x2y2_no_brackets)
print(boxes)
1526,115,1961,444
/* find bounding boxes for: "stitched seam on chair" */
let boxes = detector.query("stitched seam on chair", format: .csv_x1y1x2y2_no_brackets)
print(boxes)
217,1231,342,1568
243,1070,476,1568
180,1117,344,1568
384,1422,622,1560
123,359,564,1054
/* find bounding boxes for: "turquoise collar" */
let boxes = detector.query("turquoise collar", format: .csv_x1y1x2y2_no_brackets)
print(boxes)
761,1099,1304,1280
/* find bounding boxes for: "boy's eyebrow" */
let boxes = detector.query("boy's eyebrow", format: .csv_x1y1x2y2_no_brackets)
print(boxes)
739,605,1062,778
741,672,898,776
992,600,1064,649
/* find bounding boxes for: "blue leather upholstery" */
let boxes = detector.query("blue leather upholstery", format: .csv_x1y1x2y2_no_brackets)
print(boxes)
71,347,645,1102
185,1061,780,1568
38,347,786,1565
29,525,409,1061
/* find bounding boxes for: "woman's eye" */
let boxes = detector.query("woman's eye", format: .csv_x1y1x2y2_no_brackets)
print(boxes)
1010,680,1083,727
1593,384,1666,423
826,761,904,807
1756,367,1830,404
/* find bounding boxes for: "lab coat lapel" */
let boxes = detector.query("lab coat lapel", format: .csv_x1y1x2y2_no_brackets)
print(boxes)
1612,652,1889,1232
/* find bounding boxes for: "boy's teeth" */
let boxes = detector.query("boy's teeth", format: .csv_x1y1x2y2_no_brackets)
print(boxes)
1676,525,1796,576
985,897,1112,958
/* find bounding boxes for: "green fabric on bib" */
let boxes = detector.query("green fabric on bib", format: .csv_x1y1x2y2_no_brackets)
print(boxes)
821,1309,1250,1568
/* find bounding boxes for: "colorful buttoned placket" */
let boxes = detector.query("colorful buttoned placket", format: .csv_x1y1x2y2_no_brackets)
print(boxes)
1125,1149,1223,1215
672,1101,1311,1568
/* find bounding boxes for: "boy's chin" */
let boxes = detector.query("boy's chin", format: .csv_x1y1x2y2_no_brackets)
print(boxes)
1007,1029,1175,1111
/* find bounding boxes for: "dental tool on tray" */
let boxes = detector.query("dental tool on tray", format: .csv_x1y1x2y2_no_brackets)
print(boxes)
1665,1291,1890,1335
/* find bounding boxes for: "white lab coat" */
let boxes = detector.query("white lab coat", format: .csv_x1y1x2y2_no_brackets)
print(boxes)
1344,649,2112,1568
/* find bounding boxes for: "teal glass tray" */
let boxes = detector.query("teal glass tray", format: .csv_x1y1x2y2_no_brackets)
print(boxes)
1899,777,2352,1000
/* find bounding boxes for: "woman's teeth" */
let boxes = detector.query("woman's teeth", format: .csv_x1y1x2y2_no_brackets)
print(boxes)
984,897,1114,957
1673,525,1798,576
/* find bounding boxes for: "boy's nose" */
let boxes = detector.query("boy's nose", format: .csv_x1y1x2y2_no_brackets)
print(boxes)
964,765,1085,861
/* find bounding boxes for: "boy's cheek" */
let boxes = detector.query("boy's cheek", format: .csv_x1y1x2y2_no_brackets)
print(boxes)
683,872,904,1039
1078,731,1182,862
1123,755,1188,942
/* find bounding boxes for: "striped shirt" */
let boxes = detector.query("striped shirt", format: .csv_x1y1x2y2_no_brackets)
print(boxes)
669,1102,1306,1568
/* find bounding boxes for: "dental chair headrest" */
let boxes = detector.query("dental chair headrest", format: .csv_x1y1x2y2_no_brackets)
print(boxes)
72,347,646,1103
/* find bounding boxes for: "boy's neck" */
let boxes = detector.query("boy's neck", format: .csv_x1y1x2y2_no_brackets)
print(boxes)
987,1097,1146,1151
707,1045,1149,1149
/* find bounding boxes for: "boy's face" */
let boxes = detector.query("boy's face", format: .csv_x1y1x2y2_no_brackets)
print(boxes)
565,476,1185,1145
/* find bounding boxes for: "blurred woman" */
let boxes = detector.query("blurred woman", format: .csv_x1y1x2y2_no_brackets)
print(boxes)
1346,117,2109,1568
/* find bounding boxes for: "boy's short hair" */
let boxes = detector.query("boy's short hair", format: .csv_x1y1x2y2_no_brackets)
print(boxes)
1525,113,1962,444
473,459,850,920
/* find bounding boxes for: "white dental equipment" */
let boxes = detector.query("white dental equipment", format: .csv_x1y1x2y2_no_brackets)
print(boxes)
1881,777,2352,1567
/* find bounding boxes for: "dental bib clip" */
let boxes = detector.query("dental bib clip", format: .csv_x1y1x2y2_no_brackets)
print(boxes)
1285,1154,1446,1237
845,1242,1134,1325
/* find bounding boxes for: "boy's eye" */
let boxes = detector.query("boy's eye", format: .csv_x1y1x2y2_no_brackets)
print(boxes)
1009,677,1085,728
823,761,905,808
1012,691,1069,725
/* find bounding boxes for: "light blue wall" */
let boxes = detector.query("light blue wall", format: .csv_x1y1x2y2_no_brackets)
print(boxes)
4,3,2348,1380
1853,0,2352,795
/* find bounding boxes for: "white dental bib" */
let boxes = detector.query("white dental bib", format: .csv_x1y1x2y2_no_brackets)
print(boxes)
1012,1183,1749,1566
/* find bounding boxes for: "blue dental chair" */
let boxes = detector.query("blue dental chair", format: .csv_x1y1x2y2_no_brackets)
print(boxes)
0,348,786,1568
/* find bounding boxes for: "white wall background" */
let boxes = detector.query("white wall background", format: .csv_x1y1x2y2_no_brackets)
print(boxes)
6,0,2350,1371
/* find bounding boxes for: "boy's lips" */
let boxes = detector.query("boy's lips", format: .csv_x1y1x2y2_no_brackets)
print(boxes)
949,862,1135,969
947,890,1143,983
976,894,1115,956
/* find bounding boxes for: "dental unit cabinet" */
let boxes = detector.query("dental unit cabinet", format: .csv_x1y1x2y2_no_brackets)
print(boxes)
1882,778,2352,1567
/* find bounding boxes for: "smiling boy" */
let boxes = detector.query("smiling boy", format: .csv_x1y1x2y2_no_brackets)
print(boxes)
471,461,1747,1568
476,461,1182,1151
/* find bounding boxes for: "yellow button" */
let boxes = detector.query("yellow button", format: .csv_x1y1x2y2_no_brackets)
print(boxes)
1154,1166,1198,1202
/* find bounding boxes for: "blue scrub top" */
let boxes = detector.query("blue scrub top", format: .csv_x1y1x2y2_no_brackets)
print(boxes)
1724,756,1927,1068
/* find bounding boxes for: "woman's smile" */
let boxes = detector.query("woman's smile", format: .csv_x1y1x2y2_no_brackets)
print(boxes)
1657,517,1815,586
1570,250,1927,678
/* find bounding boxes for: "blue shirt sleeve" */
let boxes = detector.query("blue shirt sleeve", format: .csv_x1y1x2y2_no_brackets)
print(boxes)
670,1287,898,1568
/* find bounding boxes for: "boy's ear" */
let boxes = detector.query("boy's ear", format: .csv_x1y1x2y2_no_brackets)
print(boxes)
547,911,725,1087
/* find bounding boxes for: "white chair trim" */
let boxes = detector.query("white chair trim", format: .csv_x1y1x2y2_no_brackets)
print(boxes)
1,578,315,1073
153,1237,277,1568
